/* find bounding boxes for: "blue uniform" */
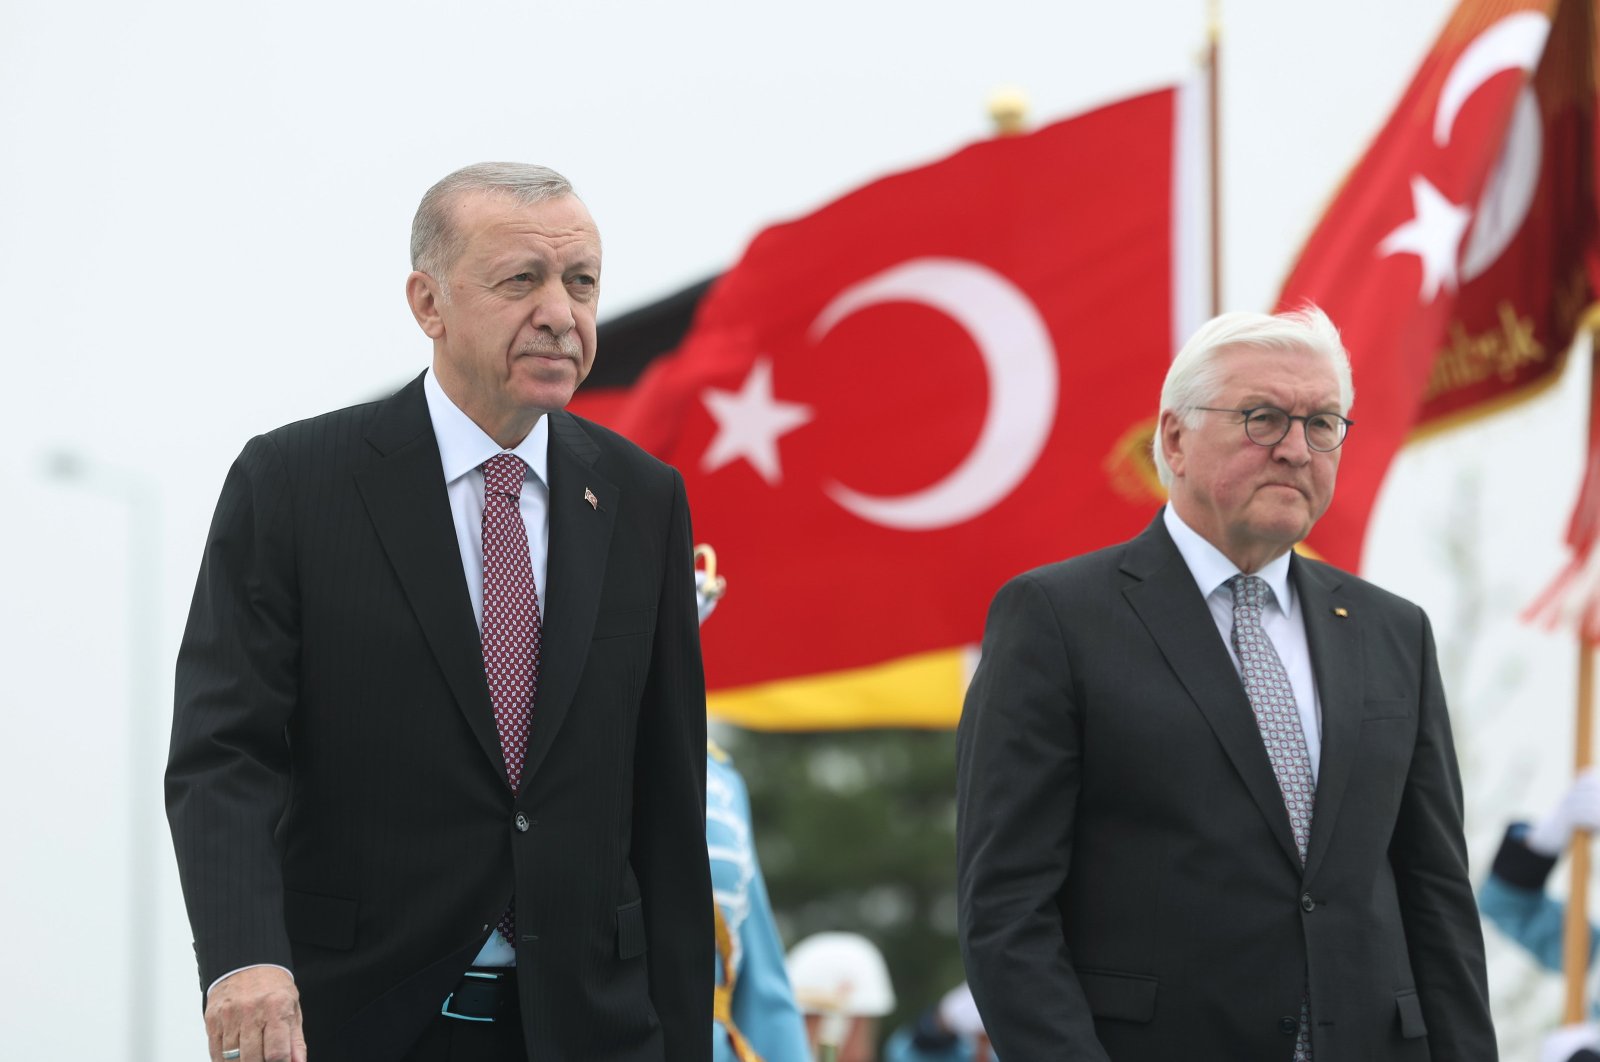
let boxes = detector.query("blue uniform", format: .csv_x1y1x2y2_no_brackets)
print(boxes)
1478,823,1600,1015
709,745,810,1062
883,1009,996,1062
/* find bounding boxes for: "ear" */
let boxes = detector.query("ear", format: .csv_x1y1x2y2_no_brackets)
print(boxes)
405,271,446,339
1158,409,1187,478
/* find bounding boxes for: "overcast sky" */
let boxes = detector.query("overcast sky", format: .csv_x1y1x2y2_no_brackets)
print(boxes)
0,0,1583,1054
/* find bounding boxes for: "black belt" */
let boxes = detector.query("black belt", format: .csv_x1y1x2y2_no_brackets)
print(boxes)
440,968,517,1022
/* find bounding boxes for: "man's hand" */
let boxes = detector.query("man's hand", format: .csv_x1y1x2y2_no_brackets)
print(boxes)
205,967,307,1062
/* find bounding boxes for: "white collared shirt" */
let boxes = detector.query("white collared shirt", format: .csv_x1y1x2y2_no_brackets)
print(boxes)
422,367,550,631
1162,504,1323,782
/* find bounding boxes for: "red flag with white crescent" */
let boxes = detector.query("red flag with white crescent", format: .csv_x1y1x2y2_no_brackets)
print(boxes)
1276,0,1598,572
574,87,1201,728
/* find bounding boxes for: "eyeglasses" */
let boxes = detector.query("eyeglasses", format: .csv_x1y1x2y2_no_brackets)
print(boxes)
1192,406,1353,452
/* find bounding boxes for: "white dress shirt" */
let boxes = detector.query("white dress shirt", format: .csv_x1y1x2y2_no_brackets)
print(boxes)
208,369,549,994
1162,504,1323,782
423,366,550,627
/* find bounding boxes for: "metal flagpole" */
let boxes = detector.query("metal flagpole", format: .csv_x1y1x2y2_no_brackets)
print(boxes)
1564,590,1596,1023
1207,0,1222,315
1561,324,1600,1022
45,451,162,1062
1555,320,1600,1022
1523,321,1600,1022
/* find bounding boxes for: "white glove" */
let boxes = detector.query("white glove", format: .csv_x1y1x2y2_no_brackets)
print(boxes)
1541,1022,1600,1062
938,982,984,1038
1528,768,1600,857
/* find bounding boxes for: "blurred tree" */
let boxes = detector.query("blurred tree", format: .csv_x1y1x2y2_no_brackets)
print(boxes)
716,725,964,1050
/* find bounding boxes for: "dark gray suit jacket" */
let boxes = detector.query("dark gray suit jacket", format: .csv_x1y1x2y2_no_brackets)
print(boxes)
166,373,713,1061
956,515,1494,1061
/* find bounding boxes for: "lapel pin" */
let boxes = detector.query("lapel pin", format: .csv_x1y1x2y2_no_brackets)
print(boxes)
1332,607,1349,618
584,487,599,510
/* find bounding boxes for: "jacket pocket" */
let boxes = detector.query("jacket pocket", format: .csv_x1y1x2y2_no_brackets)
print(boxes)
616,898,647,960
593,607,656,640
1078,968,1158,1023
283,889,358,951
1362,697,1413,721
1395,989,1427,1038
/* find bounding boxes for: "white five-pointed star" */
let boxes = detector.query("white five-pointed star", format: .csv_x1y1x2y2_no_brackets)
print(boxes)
1377,174,1473,301
700,357,814,485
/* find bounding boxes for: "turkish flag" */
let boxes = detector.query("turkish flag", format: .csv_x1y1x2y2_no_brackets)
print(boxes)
1277,0,1598,570
579,88,1196,728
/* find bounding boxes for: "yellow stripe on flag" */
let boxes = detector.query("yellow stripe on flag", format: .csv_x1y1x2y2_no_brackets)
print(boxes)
707,647,969,731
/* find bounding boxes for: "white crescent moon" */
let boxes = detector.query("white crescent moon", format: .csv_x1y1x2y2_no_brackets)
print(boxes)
809,257,1058,531
1433,11,1550,283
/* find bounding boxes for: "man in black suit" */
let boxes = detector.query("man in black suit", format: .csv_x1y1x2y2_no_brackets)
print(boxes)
956,306,1496,1060
166,163,712,1062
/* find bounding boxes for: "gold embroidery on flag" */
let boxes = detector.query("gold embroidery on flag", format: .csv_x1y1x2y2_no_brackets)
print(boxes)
1423,301,1546,401
1104,417,1167,506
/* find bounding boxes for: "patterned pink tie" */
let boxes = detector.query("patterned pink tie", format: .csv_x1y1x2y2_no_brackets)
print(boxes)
1229,574,1315,1062
481,453,541,944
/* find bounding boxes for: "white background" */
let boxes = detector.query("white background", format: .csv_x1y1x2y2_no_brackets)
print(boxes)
0,0,1584,1056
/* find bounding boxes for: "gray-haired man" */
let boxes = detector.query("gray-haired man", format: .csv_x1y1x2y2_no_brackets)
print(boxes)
958,306,1495,1060
168,163,712,1062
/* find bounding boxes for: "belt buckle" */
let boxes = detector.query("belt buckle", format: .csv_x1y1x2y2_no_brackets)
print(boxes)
440,970,503,1023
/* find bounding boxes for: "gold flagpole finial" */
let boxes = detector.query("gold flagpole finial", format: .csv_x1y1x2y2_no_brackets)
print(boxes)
986,85,1030,136
694,543,727,603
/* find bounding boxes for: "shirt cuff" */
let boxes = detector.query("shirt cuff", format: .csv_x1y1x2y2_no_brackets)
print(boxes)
206,964,295,1000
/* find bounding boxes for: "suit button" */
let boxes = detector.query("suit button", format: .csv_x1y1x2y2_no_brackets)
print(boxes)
1300,893,1316,912
1279,1016,1298,1035
514,813,530,832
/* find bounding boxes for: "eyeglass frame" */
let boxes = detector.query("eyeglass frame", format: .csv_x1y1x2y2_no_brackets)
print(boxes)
1190,405,1354,452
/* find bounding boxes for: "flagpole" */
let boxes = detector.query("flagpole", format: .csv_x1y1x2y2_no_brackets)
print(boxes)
1565,640,1594,1023
1563,325,1600,1023
1207,0,1222,315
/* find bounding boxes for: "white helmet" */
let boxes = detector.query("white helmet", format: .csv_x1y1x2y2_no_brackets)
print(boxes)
938,982,984,1038
785,932,896,1017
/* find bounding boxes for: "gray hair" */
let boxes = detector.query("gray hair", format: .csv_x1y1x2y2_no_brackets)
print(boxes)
410,162,577,286
1153,304,1354,487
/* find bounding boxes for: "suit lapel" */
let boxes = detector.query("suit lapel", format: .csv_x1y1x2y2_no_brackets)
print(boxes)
354,374,507,784
1120,519,1304,871
1294,556,1362,884
522,411,618,789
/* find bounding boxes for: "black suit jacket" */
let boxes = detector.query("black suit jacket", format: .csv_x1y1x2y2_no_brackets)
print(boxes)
166,373,713,1061
955,516,1495,1061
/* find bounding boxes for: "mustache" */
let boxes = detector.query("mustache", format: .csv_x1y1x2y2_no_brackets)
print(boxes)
519,333,582,358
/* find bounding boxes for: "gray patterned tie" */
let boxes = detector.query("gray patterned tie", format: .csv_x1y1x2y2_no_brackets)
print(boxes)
1228,573,1315,1062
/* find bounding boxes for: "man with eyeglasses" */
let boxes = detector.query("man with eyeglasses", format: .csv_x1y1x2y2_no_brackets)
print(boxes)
957,306,1495,1061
